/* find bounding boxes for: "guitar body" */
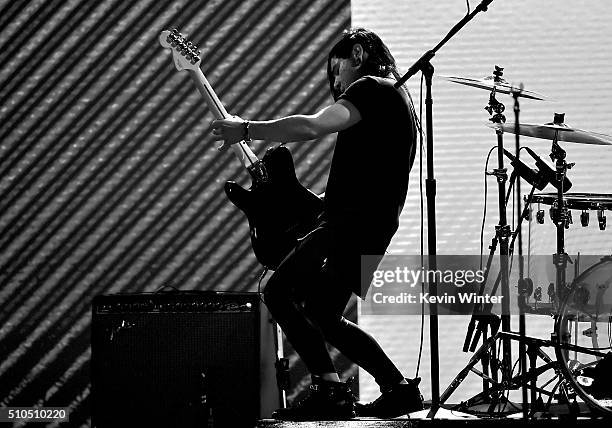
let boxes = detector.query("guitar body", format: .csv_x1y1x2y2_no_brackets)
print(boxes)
159,30,323,269
225,145,324,269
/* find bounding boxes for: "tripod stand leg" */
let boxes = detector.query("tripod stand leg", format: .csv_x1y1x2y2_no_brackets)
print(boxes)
440,335,498,405
490,333,499,385
481,331,490,396
529,344,538,414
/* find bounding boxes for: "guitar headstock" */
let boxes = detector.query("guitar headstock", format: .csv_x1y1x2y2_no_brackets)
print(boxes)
159,28,201,71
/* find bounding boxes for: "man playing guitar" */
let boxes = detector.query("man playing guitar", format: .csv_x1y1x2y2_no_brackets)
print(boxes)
211,28,422,420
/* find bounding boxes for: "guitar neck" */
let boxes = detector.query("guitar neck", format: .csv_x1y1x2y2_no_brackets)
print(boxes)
188,67,259,167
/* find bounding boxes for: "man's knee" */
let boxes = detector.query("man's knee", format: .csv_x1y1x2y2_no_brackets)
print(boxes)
262,275,290,313
303,302,344,331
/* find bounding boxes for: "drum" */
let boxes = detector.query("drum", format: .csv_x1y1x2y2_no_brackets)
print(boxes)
530,193,612,211
526,193,612,315
554,256,612,415
529,192,611,229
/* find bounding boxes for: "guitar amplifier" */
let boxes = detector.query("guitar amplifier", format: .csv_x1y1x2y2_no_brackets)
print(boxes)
91,291,278,428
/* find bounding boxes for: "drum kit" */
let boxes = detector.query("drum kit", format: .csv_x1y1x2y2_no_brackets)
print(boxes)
438,66,612,417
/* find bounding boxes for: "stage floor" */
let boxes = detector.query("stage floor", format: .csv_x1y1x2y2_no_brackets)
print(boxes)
257,404,610,427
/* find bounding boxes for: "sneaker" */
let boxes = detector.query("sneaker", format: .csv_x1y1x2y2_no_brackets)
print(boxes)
355,377,424,418
272,377,356,421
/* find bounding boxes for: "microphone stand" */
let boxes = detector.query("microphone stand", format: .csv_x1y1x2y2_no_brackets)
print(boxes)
394,0,495,416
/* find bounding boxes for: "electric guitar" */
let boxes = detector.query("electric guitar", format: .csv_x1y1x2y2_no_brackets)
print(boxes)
159,29,324,269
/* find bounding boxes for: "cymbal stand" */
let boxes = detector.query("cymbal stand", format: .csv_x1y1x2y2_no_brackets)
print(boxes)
447,75,552,415
511,85,529,420
548,113,574,361
460,77,510,376
485,78,513,382
443,76,519,409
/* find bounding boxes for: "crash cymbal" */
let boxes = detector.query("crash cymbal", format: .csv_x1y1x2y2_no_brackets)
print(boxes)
488,122,612,145
443,75,547,100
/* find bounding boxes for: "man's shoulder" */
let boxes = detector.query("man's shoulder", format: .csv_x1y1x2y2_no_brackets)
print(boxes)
339,76,410,121
344,76,402,100
348,75,392,89
367,75,395,86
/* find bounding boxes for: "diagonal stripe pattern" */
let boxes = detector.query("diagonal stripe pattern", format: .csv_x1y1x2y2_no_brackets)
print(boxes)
0,0,351,425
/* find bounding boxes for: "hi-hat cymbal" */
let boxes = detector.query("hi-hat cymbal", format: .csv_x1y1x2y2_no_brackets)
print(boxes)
488,122,612,145
442,75,547,100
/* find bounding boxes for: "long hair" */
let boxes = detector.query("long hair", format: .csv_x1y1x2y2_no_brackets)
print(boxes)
326,28,398,97
327,27,422,138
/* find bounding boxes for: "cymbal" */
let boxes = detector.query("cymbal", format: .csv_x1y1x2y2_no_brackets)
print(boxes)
488,122,612,145
442,75,547,100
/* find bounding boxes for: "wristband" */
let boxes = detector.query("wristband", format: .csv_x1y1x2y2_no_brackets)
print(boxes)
243,120,252,142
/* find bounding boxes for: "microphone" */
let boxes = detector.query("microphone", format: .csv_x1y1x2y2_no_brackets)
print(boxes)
523,147,572,192
503,149,547,190
477,0,495,12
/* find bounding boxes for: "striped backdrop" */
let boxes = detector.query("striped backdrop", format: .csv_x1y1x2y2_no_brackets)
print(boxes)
0,1,351,426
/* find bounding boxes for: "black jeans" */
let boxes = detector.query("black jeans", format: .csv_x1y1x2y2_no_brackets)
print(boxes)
263,223,404,391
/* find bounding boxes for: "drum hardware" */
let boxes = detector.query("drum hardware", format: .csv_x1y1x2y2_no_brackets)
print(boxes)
581,210,590,227
444,331,581,416
547,283,557,307
445,66,612,416
485,85,507,124
530,193,612,230
566,210,573,228
487,71,513,384
521,283,561,316
574,354,612,400
444,71,558,416
524,206,532,221
534,287,543,303
518,277,534,300
513,113,577,317
547,205,573,229
553,256,612,416
449,74,513,410
597,209,606,230
582,326,596,338
464,74,514,381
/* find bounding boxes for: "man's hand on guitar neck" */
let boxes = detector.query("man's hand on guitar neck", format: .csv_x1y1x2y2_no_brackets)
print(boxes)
211,115,246,152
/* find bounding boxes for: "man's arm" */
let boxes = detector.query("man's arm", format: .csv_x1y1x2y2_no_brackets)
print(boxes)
211,99,361,151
